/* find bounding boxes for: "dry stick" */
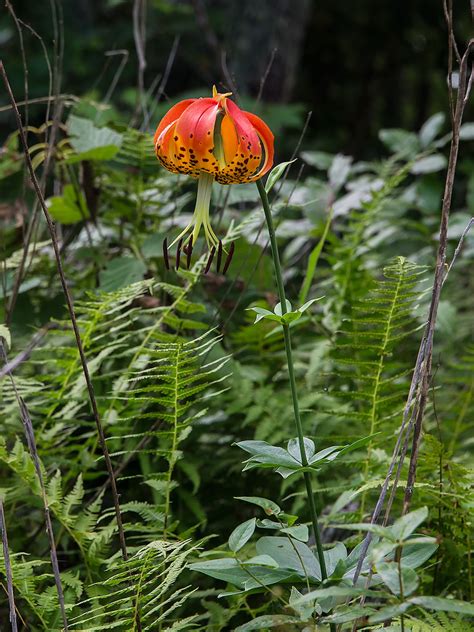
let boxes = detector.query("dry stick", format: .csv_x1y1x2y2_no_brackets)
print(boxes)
0,340,69,631
257,47,278,103
0,94,78,113
402,39,473,515
0,497,18,632
104,49,130,105
350,39,474,596
0,61,129,563
445,217,474,277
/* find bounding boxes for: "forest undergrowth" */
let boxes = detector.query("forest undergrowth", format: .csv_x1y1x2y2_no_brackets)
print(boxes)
0,5,474,632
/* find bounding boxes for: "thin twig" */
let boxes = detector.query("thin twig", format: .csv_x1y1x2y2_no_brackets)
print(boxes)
103,49,130,104
0,60,129,562
0,94,78,113
257,47,277,103
0,497,18,632
445,217,474,278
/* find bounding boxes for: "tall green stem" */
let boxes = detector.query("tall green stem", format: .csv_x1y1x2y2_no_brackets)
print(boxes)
256,179,328,582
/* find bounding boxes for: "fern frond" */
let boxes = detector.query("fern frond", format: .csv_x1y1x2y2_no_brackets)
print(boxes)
70,539,198,631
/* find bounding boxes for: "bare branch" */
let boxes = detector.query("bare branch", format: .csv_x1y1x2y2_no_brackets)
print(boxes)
0,498,18,632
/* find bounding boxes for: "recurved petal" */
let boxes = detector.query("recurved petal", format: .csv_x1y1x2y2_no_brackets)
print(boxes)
153,99,195,144
214,100,263,184
225,99,260,157
243,111,274,181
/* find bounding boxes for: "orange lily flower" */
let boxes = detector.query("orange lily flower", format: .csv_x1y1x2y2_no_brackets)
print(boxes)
154,86,274,271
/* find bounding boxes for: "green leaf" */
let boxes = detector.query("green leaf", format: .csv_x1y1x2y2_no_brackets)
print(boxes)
99,256,147,292
256,536,321,581
265,159,297,193
46,184,90,224
399,540,438,569
292,585,375,606
411,154,447,174
368,603,411,624
235,615,302,631
331,522,390,538
247,306,282,324
408,596,474,615
460,122,474,140
228,518,256,553
241,554,278,568
324,542,348,576
419,112,445,148
298,297,323,314
323,606,375,625
299,207,334,304
189,557,294,590
289,586,316,620
274,299,292,316
300,150,334,170
66,114,123,162
235,496,281,516
337,432,381,457
280,524,309,542
236,440,300,472
377,562,419,596
286,437,315,463
328,154,352,191
281,311,303,324
379,128,419,155
389,506,428,541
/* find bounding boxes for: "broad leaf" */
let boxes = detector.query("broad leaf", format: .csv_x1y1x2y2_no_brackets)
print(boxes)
376,562,419,596
235,496,281,516
66,115,123,162
228,518,256,552
408,596,474,615
47,184,90,224
256,536,322,581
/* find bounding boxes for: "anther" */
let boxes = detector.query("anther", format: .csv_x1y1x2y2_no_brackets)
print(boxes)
222,241,235,274
204,246,216,274
163,237,170,270
216,240,223,273
175,238,183,270
185,236,193,269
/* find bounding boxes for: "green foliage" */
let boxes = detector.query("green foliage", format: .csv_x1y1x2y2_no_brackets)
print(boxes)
70,540,198,631
1,83,473,632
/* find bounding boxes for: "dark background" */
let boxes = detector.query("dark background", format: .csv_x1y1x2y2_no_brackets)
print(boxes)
1,0,472,156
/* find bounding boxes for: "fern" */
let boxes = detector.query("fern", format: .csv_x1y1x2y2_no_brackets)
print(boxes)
406,610,474,631
322,257,426,511
0,552,83,630
70,539,199,631
325,162,412,330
